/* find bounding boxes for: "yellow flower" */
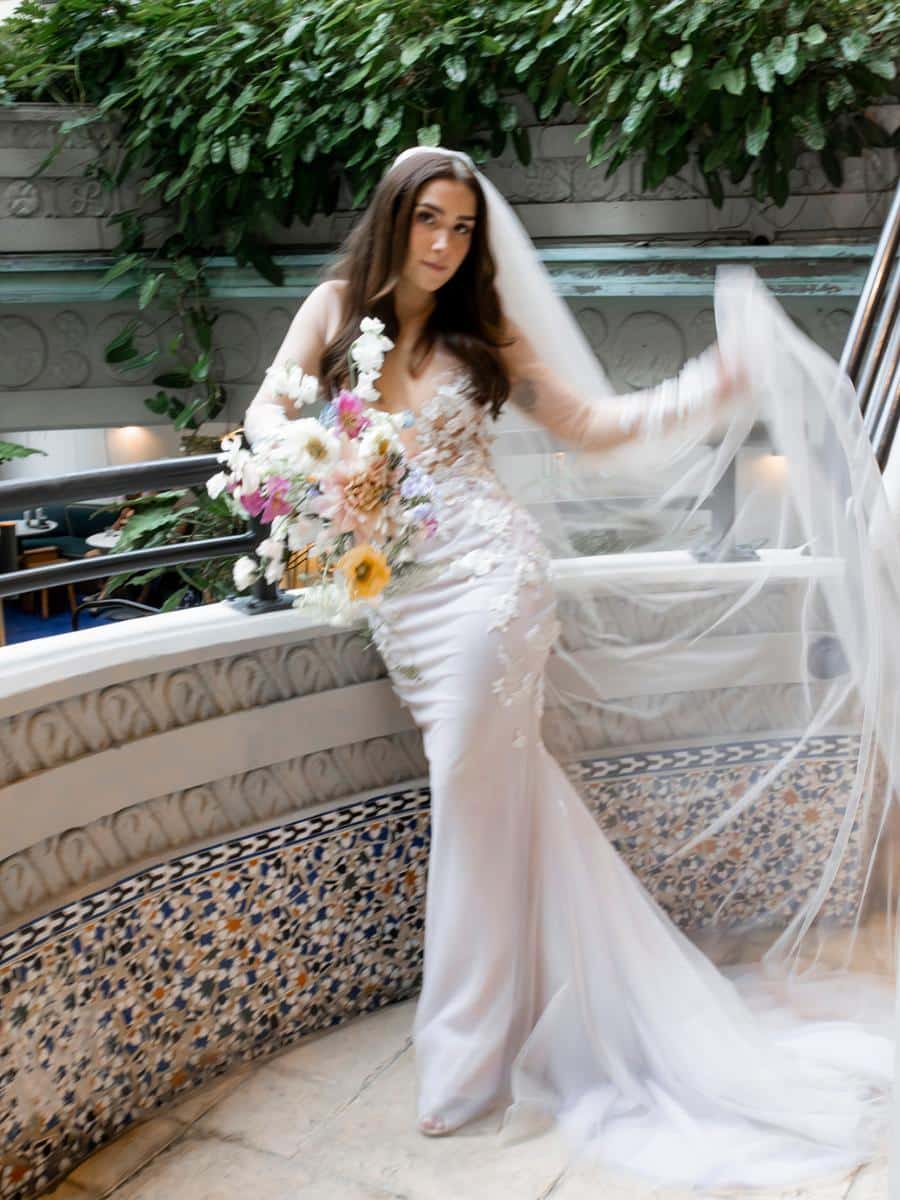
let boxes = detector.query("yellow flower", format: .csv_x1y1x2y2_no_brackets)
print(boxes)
335,543,391,601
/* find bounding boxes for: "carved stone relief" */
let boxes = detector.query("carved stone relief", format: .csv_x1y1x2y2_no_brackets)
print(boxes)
0,727,429,930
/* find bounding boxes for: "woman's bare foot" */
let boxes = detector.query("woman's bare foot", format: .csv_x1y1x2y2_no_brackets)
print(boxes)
417,1115,451,1136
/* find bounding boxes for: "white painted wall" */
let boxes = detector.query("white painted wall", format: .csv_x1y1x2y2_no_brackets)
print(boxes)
1,421,229,483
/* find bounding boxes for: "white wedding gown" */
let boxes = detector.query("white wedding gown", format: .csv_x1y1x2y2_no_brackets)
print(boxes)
361,367,893,1190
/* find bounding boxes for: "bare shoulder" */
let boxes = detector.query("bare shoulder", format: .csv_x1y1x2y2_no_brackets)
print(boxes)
301,278,347,343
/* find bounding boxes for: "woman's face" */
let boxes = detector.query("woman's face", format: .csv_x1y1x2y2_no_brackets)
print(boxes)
402,177,477,293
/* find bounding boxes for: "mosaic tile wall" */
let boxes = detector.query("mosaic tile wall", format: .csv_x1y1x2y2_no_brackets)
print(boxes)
0,735,865,1200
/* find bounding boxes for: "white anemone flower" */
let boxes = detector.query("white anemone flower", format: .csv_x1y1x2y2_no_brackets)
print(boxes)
278,418,340,475
265,362,320,409
354,371,381,403
257,537,286,585
206,471,230,499
241,458,261,496
233,555,260,591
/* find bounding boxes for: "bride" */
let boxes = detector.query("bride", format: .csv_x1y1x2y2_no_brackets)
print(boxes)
244,146,898,1189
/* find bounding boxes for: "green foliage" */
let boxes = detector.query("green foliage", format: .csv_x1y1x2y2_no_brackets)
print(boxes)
0,440,46,464
1,0,896,600
577,0,898,206
100,490,245,608
2,0,896,237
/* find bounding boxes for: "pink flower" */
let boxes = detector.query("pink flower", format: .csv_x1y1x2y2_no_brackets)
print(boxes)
313,457,393,542
335,390,371,439
240,476,292,524
239,489,266,517
260,475,293,523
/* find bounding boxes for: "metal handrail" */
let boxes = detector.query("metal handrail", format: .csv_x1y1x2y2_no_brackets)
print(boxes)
0,533,256,600
0,453,219,509
840,180,900,476
0,450,271,607
841,181,900,394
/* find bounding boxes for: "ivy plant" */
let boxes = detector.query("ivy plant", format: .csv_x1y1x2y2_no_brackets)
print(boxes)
0,0,896,601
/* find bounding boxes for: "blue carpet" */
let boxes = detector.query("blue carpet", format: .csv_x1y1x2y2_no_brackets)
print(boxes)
2,591,118,646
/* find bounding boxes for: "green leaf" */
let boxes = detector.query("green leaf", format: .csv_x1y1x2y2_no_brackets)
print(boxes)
512,127,531,166
723,67,746,96
0,440,46,463
283,15,310,46
751,52,775,93
840,31,869,62
773,34,799,75
820,146,843,188
516,49,540,76
623,99,651,135
138,273,165,310
417,124,441,147
802,24,826,47
606,76,627,105
363,100,383,130
401,39,426,67
826,77,854,111
636,71,658,101
228,133,251,175
376,115,402,148
190,352,210,382
704,170,724,208
445,55,467,85
145,391,173,415
793,111,826,151
786,2,808,26
174,399,204,431
100,254,143,286
499,102,519,132
104,319,140,362
266,114,292,149
658,66,684,95
671,44,693,68
153,371,194,390
160,585,192,613
868,58,897,81
746,106,772,156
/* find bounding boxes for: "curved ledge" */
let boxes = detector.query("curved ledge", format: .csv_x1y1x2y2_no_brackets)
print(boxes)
0,561,869,1199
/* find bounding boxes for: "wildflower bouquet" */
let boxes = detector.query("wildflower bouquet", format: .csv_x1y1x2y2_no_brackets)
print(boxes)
207,317,438,622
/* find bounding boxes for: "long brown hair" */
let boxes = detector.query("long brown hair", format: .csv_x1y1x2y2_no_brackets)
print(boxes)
320,152,511,418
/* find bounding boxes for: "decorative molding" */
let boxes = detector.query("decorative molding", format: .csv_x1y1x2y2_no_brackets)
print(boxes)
0,735,868,1198
2,104,897,253
0,289,868,431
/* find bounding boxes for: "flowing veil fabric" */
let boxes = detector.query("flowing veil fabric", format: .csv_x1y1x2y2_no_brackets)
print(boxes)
390,147,900,1180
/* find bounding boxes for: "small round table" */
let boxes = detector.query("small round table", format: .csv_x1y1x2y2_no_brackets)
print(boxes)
14,519,58,538
85,529,122,551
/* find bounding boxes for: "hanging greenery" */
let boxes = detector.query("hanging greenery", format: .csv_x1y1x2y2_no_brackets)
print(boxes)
0,0,896,602
2,0,896,257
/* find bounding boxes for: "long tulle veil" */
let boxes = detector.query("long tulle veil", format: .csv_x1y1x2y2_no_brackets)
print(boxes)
391,144,900,1105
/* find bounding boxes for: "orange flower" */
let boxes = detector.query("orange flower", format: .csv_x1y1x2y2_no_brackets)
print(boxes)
335,543,391,600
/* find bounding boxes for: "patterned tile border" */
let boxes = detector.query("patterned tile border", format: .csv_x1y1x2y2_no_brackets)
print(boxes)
0,735,864,1199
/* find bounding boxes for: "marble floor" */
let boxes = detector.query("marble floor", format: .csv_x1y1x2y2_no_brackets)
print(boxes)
44,997,887,1200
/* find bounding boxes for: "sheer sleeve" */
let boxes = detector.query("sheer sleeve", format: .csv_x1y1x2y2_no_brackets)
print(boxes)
499,321,737,453
242,281,342,447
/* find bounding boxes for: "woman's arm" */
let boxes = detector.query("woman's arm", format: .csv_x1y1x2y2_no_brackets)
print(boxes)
243,280,343,446
499,320,743,452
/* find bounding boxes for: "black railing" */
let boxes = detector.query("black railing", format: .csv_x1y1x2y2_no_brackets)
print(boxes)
842,180,900,471
0,451,293,613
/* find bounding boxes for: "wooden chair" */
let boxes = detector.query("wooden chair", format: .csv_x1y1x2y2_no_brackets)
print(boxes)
18,546,78,620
